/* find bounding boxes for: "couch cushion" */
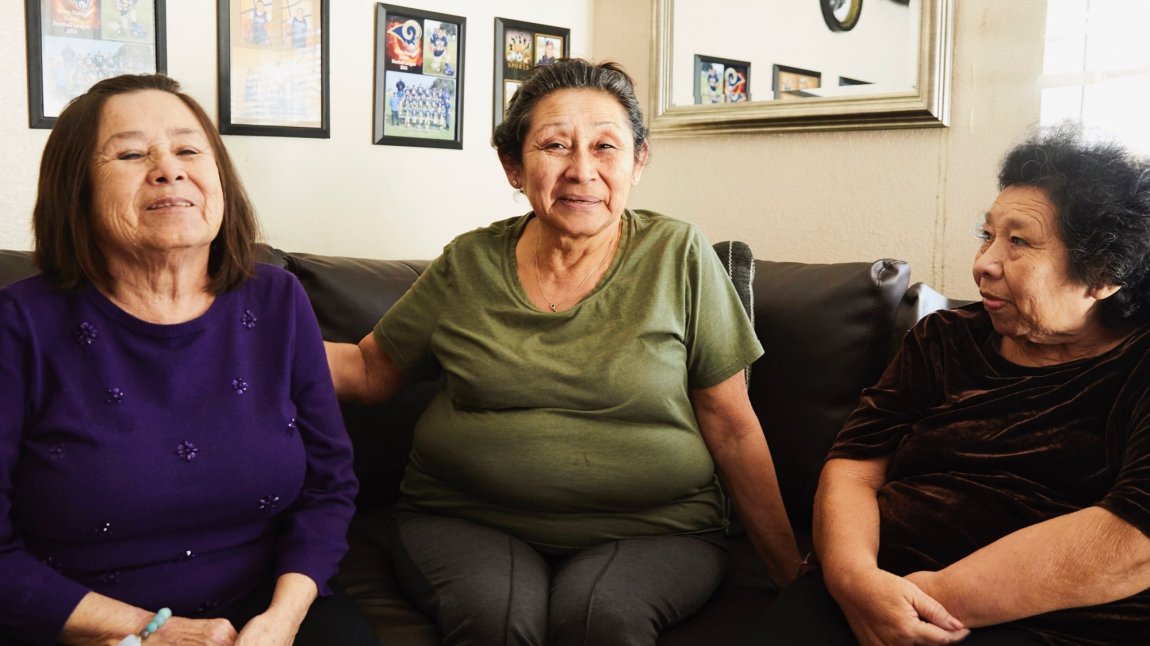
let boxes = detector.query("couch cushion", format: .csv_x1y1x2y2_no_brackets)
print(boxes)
0,250,36,286
750,259,909,533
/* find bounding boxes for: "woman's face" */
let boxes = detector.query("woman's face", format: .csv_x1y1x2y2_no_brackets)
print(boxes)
89,90,224,265
973,184,1114,344
507,88,646,239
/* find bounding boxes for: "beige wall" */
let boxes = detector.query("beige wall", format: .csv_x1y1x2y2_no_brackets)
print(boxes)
599,0,1047,300
2,1,1046,300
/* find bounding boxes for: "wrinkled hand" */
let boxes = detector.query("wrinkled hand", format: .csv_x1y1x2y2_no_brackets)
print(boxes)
147,616,237,645
233,611,300,646
832,568,969,646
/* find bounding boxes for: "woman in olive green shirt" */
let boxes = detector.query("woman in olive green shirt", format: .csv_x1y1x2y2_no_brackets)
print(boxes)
326,59,800,645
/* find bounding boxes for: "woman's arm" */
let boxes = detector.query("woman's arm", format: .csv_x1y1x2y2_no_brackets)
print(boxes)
59,593,236,646
908,506,1150,627
234,573,317,645
690,372,802,586
815,457,968,645
324,334,407,404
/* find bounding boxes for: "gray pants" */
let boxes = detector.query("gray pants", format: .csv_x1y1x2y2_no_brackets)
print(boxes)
387,507,727,646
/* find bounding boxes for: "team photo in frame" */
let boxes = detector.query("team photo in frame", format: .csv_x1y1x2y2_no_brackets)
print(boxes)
493,17,569,128
217,0,330,137
373,3,465,149
24,0,167,128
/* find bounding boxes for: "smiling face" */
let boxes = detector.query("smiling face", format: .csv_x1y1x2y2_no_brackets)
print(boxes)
973,184,1118,351
89,90,224,266
505,88,646,239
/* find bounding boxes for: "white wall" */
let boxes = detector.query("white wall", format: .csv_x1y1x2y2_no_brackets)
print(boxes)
0,0,594,258
601,0,1047,300
671,0,917,104
1,1,1048,301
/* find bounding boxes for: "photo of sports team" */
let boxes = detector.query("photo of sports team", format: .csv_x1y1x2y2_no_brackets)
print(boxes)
382,14,459,141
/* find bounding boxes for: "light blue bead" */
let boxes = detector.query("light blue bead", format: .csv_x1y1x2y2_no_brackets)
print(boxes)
157,608,172,621
146,621,158,633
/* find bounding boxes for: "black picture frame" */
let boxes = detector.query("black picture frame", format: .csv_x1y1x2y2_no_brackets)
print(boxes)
218,0,330,138
373,3,466,149
772,64,822,100
693,54,750,104
24,0,167,129
493,18,569,129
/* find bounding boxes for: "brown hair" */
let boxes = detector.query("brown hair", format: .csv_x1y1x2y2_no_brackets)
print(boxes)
33,73,260,293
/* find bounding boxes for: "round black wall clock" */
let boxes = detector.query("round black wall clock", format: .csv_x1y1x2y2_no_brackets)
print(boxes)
821,0,863,32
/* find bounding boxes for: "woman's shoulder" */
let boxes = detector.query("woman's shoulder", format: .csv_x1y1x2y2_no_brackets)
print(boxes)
0,273,70,309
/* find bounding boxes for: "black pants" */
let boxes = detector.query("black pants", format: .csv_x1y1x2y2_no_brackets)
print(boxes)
755,572,1044,645
387,507,728,646
227,576,380,645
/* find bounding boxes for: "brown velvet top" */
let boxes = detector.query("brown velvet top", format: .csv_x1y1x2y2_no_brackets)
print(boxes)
830,305,1150,645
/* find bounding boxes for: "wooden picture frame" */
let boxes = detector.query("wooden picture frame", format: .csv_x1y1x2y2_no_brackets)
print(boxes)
493,18,569,128
373,3,466,149
24,0,167,128
693,55,750,104
217,0,330,138
772,64,821,100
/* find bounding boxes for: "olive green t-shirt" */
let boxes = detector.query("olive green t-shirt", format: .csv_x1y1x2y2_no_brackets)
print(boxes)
374,209,763,550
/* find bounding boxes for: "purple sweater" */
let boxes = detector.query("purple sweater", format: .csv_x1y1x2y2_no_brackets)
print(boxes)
0,265,357,644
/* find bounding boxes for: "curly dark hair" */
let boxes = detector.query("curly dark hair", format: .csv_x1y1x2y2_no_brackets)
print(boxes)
998,123,1150,325
491,59,648,167
34,73,260,293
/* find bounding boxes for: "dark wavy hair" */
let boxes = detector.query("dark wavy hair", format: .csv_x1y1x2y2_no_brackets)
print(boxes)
33,73,260,293
998,123,1150,325
491,59,648,166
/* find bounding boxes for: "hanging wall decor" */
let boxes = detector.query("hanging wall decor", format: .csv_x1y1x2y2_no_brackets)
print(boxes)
492,18,569,129
218,0,330,137
373,3,466,149
24,0,168,128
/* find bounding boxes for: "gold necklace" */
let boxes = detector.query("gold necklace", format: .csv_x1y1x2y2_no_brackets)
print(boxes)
533,224,617,312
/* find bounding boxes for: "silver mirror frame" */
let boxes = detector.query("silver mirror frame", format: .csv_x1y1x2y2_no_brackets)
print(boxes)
649,0,955,137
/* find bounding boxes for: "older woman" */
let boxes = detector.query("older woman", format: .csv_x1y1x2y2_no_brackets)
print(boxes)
0,75,373,645
326,59,801,644
758,125,1150,645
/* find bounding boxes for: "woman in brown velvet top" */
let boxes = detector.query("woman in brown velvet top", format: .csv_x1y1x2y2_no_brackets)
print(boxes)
758,125,1150,645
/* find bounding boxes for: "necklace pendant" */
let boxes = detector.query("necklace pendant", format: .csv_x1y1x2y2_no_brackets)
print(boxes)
550,303,558,312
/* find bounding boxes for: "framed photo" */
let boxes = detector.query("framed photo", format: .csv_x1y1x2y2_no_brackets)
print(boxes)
24,0,167,128
493,18,569,128
218,0,329,138
693,55,750,104
373,3,465,149
772,64,821,100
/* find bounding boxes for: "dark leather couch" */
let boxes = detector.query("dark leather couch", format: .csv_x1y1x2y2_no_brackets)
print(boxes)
0,245,956,644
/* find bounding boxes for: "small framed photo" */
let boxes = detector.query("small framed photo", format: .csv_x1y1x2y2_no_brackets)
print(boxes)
217,0,329,138
373,3,465,149
493,18,569,128
693,55,750,104
24,0,167,128
772,64,821,100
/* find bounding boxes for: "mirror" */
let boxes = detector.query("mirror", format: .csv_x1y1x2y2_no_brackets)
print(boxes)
650,0,955,136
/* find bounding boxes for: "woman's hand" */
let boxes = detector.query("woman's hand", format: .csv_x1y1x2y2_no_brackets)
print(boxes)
233,611,299,646
143,616,237,645
231,573,315,646
833,568,968,646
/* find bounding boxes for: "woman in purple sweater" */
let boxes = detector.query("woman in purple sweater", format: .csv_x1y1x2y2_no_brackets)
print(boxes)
0,75,373,645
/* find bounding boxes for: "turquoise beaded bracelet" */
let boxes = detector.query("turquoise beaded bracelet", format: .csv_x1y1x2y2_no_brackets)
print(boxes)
116,608,171,646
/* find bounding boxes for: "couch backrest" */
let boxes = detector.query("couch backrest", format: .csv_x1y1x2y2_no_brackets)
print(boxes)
750,259,911,533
